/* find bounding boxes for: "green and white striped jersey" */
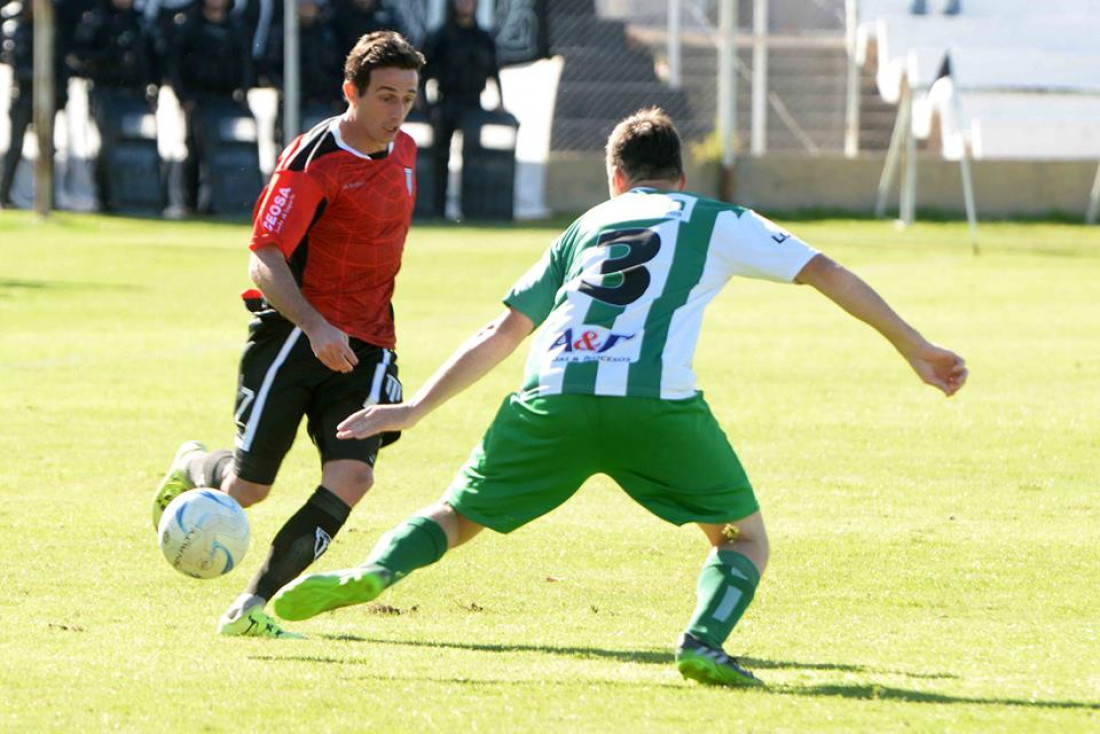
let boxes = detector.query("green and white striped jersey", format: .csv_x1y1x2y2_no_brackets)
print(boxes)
505,187,818,399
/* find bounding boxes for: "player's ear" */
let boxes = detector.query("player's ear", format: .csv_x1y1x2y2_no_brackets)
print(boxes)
342,80,359,106
609,166,628,197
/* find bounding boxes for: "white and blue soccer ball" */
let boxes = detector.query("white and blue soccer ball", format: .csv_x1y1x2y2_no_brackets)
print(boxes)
158,489,250,579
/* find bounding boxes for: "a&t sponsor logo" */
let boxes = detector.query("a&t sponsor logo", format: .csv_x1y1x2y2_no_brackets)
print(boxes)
550,326,636,363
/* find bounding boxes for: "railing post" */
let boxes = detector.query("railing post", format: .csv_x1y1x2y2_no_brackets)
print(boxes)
844,0,860,157
668,0,682,89
750,0,768,155
718,0,738,172
33,0,55,217
1086,161,1100,225
283,0,300,144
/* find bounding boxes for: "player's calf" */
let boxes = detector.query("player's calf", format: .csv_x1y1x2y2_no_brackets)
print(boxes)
222,474,273,508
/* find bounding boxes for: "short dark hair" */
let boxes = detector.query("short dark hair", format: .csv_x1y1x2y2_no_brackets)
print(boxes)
344,31,426,96
605,108,684,184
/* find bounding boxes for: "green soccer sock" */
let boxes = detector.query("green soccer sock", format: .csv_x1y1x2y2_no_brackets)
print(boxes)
362,516,449,586
685,549,762,650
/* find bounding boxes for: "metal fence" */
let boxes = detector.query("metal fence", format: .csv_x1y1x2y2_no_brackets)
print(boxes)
0,0,874,214
547,0,862,156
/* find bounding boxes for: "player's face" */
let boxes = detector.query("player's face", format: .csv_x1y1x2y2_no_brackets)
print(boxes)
346,67,419,153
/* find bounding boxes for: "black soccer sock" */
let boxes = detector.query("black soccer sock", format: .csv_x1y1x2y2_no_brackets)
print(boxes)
247,486,351,602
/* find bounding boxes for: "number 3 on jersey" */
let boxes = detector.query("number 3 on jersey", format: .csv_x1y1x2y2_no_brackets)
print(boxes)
578,228,662,306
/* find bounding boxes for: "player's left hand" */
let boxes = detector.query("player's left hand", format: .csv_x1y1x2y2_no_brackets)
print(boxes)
905,342,968,397
337,404,419,440
306,321,358,373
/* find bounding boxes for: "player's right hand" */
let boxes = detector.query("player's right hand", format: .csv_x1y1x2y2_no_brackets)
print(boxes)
337,404,418,440
906,342,968,397
306,322,358,373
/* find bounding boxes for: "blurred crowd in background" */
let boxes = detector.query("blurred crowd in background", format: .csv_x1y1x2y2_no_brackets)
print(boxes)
0,0,519,217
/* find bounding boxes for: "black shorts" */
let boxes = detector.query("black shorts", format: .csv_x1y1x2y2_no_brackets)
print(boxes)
232,315,403,485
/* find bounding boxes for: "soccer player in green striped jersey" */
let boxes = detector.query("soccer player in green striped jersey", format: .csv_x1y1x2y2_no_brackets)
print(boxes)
273,108,968,686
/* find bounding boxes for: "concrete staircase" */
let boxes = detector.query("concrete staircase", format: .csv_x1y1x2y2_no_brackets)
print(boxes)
548,0,693,152
857,57,899,152
656,40,897,154
546,0,897,155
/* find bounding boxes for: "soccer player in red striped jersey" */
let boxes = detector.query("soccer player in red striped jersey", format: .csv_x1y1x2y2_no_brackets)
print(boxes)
151,31,426,638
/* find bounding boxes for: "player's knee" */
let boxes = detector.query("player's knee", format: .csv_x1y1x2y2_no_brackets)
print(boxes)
321,463,375,504
738,520,770,572
345,466,375,494
704,515,770,573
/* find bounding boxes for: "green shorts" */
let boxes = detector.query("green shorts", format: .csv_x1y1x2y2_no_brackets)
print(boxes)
444,392,759,533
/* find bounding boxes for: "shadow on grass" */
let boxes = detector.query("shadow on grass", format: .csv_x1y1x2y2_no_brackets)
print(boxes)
322,635,677,666
742,657,957,681
247,651,1100,709
0,278,140,294
246,655,689,690
770,683,1100,711
252,634,956,681
323,635,954,680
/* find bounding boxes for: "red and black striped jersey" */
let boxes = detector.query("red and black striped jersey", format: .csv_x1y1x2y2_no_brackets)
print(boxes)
248,117,416,349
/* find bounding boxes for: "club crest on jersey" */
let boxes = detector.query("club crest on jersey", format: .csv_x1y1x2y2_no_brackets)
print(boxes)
549,327,636,363
405,167,413,196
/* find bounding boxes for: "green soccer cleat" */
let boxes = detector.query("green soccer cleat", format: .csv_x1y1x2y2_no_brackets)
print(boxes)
217,605,306,639
272,564,391,621
151,440,206,530
676,633,765,688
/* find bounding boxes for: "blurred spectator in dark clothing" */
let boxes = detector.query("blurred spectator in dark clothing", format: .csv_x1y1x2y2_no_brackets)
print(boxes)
170,0,254,212
0,0,69,207
171,0,253,106
421,0,502,219
142,0,200,86
240,0,280,70
257,0,343,111
257,0,344,141
333,0,401,59
58,0,97,75
70,0,156,91
70,0,158,210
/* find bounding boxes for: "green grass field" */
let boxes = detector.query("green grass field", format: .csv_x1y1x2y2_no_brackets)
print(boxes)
1,210,1097,732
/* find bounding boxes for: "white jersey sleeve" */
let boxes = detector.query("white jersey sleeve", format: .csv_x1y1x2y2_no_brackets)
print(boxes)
711,209,819,283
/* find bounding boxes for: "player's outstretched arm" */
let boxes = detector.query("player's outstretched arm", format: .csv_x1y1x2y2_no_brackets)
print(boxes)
337,307,535,440
795,254,968,397
250,246,358,373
